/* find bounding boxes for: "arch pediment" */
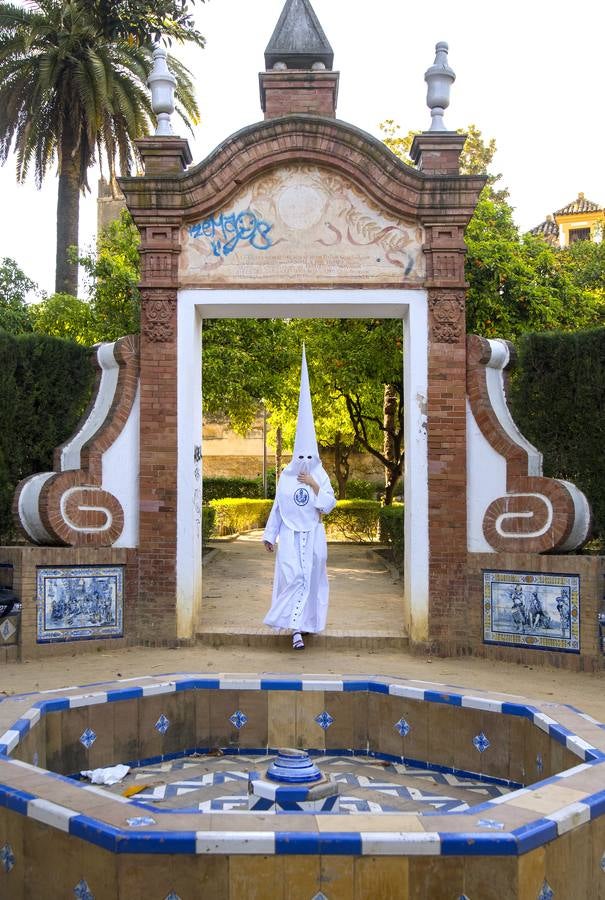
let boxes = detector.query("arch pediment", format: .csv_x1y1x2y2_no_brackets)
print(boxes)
120,116,483,227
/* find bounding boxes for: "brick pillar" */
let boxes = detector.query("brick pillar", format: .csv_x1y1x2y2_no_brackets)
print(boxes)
135,138,190,644
413,133,470,651
259,69,339,118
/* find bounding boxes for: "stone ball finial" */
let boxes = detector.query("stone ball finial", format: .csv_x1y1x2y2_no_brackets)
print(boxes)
273,60,288,70
148,45,177,137
424,41,456,132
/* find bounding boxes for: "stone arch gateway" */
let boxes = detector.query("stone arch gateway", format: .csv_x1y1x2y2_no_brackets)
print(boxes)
9,15,596,666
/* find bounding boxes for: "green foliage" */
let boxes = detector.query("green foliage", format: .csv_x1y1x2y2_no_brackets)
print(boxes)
31,210,142,345
0,0,201,291
0,257,37,334
91,1,206,47
208,498,274,536
30,293,94,345
77,210,141,341
268,319,403,502
324,500,381,542
380,120,604,341
510,328,605,542
0,2,200,186
346,479,378,500
380,121,502,186
202,504,215,544
202,320,297,435
203,476,275,502
0,331,94,541
379,503,404,569
465,194,604,340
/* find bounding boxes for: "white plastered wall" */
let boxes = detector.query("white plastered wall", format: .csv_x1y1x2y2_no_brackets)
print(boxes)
177,289,429,643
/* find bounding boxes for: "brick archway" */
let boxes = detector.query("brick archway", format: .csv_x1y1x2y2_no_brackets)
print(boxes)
119,117,483,647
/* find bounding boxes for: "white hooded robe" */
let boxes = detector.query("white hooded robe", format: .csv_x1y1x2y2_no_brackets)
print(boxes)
262,347,336,634
263,460,336,633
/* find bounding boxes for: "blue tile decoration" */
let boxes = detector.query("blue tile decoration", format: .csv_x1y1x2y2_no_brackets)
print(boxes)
74,880,94,900
394,717,410,737
1,842,15,873
164,894,182,900
536,753,544,775
79,728,97,749
314,711,334,730
537,881,554,900
483,570,580,653
476,819,504,830
155,715,170,735
473,732,490,753
125,754,511,815
229,710,248,729
127,816,157,827
459,896,471,900
0,617,16,642
601,852,605,872
0,672,604,863
36,565,124,644
312,894,329,900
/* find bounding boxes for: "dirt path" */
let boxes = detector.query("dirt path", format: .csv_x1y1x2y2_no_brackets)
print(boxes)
2,643,605,723
200,532,405,637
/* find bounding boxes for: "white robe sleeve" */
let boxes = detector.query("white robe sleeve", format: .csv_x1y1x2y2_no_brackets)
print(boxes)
263,500,283,545
313,472,336,514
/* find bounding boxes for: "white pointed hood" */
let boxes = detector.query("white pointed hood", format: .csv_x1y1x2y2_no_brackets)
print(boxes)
292,345,319,461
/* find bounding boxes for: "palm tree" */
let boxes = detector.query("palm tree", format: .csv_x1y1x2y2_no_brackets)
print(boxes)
0,1,200,296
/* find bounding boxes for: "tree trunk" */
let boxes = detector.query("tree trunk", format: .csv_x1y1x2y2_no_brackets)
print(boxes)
383,384,398,506
333,431,350,500
55,127,81,296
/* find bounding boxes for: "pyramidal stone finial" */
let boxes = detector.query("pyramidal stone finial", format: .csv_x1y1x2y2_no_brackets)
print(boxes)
265,0,334,70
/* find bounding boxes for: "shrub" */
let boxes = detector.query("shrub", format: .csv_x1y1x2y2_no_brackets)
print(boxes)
0,332,94,542
346,478,379,500
510,327,605,543
209,498,273,535
324,500,381,542
203,474,276,502
202,505,216,544
379,503,404,568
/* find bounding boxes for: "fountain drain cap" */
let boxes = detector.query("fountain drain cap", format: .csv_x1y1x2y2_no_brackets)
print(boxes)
266,748,322,783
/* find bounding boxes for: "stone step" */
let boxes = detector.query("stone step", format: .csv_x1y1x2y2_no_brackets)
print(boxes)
195,628,409,651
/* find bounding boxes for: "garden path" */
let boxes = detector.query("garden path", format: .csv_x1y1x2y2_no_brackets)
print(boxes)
198,531,406,649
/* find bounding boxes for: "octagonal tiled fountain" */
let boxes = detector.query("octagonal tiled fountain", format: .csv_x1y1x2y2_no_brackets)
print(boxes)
1,673,605,898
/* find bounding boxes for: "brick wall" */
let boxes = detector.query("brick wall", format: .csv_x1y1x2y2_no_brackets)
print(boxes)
0,546,137,662
461,552,605,671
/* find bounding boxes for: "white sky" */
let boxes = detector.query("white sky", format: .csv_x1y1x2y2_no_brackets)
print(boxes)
1,0,603,296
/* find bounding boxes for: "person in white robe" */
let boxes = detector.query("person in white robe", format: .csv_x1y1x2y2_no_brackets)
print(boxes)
263,348,336,649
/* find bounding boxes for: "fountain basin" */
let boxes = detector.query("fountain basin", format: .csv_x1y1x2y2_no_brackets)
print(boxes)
1,673,605,898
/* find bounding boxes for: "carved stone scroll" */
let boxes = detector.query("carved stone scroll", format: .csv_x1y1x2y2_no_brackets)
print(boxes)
14,336,140,547
467,334,592,553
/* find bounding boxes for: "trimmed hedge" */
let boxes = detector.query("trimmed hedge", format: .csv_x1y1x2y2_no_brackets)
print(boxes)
346,478,379,500
207,497,384,542
379,503,404,569
202,506,216,545
203,474,275,501
209,498,273,536
324,500,381,542
510,328,605,543
0,332,94,542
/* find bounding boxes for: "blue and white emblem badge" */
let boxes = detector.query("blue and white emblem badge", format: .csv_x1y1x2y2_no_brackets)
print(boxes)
294,487,310,506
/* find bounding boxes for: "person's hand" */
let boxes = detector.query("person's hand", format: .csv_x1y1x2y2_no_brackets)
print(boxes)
297,472,319,494
264,540,274,552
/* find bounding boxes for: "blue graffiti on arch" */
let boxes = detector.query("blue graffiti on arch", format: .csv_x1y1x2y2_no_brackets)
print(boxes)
189,209,273,257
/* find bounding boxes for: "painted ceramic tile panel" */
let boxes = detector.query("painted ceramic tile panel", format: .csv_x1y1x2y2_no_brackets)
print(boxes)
37,565,124,643
483,570,579,652
180,165,425,285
